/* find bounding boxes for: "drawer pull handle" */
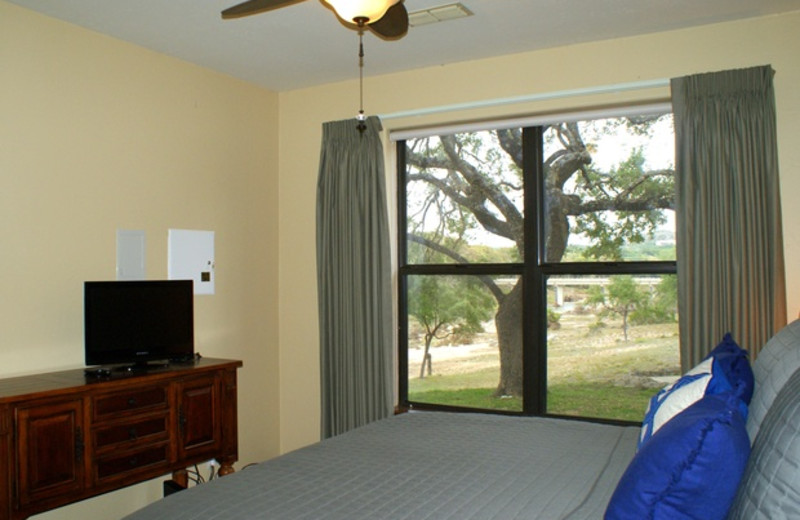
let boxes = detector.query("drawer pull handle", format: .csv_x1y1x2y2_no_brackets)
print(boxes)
127,398,137,407
128,428,138,440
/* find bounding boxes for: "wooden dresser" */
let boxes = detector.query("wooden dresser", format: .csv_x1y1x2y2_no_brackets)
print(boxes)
0,358,242,520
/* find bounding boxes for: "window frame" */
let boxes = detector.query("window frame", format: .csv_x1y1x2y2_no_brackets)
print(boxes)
397,122,677,424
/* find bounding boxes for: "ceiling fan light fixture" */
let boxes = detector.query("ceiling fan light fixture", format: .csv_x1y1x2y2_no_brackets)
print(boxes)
323,0,400,24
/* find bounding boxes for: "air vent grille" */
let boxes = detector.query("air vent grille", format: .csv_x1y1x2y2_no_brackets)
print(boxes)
408,3,473,27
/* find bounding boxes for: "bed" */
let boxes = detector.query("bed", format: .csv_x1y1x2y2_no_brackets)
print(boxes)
124,320,800,520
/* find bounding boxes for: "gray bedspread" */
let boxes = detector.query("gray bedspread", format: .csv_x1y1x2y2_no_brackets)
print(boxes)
124,411,639,520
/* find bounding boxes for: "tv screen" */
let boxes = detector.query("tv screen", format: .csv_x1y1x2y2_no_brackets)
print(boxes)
84,280,194,367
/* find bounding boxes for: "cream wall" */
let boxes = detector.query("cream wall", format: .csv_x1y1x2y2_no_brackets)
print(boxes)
3,2,800,517
278,12,800,452
1,2,280,519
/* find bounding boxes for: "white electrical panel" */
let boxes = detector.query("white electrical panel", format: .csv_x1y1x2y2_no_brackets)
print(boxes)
168,229,215,295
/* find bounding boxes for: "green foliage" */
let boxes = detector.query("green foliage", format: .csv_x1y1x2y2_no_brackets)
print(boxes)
547,308,561,328
407,276,495,347
588,276,648,340
621,241,676,261
562,245,588,262
564,241,674,263
468,245,521,263
572,148,673,261
631,275,678,325
406,234,520,265
587,276,641,309
589,275,677,333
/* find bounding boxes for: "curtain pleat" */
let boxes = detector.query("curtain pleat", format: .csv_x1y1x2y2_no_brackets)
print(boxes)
316,116,393,438
672,66,786,369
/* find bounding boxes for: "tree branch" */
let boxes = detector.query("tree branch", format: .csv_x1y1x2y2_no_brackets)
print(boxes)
408,234,507,302
407,171,514,239
440,135,524,233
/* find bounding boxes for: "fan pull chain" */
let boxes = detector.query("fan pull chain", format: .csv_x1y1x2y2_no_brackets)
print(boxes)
356,19,367,133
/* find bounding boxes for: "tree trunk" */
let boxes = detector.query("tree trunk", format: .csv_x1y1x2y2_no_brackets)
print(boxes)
493,282,524,397
621,309,629,342
419,335,433,379
545,190,571,262
492,198,570,396
493,203,569,397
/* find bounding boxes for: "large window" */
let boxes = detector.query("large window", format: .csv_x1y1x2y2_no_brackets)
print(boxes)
398,110,677,423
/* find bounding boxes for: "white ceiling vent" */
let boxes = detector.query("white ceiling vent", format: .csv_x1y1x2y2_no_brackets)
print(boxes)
408,3,473,27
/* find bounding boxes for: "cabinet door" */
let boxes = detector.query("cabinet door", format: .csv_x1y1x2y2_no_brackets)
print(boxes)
176,374,221,461
16,399,84,507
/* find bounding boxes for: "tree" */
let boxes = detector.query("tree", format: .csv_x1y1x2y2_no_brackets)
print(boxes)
588,276,647,341
631,275,678,325
405,116,675,397
408,275,494,378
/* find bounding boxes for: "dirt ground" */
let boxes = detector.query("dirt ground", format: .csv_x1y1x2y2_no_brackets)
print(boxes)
408,313,680,388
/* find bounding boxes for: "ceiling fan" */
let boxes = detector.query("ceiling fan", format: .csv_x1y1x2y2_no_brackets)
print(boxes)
221,0,409,40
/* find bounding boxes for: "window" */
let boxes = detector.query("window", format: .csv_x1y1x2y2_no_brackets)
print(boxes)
398,110,677,423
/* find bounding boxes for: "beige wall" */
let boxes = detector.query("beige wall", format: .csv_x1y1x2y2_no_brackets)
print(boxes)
3,1,800,517
278,12,800,451
1,2,280,518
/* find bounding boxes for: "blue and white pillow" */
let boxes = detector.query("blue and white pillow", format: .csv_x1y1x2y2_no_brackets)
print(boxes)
607,393,751,520
638,333,751,449
638,357,728,447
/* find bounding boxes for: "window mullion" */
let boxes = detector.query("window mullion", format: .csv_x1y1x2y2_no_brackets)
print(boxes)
522,126,546,415
396,141,410,410
542,261,677,276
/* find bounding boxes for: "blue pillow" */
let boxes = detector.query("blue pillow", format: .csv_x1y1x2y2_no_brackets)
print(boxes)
706,333,754,404
639,357,736,448
606,393,750,520
638,334,752,449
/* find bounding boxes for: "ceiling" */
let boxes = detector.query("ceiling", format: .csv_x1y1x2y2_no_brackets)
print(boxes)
8,0,800,92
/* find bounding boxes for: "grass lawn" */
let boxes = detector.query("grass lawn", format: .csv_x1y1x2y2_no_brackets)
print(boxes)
408,387,522,412
548,382,656,422
409,383,655,422
407,317,678,422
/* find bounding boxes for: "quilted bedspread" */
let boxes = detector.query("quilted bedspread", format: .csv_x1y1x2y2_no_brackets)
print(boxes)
123,411,639,520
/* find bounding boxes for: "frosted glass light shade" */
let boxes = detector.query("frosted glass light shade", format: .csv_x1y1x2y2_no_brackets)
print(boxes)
323,0,400,23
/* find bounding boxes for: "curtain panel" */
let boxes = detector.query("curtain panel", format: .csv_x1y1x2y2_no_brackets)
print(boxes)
316,116,393,438
672,65,787,369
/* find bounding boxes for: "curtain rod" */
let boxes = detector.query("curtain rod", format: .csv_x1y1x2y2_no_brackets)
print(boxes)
378,78,670,121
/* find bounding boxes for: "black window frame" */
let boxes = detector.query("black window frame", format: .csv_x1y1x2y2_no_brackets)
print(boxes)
397,124,677,424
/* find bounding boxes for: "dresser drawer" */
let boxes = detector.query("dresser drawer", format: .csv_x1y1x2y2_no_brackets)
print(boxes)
94,413,169,450
95,443,170,482
93,386,168,418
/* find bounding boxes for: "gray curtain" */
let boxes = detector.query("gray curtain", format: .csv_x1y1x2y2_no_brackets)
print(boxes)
316,116,393,438
672,65,786,369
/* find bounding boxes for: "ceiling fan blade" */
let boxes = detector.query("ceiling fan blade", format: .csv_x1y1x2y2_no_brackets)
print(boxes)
367,2,408,40
222,0,306,19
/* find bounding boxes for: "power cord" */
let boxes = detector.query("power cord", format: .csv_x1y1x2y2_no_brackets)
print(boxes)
187,465,205,485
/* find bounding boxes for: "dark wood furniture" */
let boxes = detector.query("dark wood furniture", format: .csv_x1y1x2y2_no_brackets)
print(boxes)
0,358,242,520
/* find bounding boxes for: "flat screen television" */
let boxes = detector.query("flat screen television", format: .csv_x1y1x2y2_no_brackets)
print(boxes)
84,280,194,369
